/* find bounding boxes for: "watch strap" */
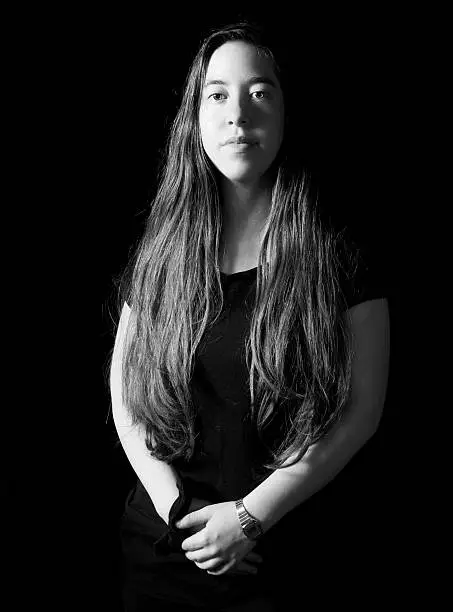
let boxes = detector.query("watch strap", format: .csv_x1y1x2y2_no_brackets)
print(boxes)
235,499,263,540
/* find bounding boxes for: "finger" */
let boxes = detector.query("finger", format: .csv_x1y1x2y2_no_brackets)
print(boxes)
205,558,259,576
185,548,216,564
176,505,213,530
245,551,263,564
202,558,236,574
217,561,258,576
207,559,236,575
181,531,207,552
233,561,259,575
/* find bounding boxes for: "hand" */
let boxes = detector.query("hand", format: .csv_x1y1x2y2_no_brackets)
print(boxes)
175,501,261,576
180,498,262,576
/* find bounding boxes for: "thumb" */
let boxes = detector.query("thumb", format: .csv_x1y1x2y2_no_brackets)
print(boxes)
175,506,213,529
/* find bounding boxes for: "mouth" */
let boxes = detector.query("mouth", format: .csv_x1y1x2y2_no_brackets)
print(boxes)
223,137,258,146
227,142,256,151
225,142,257,152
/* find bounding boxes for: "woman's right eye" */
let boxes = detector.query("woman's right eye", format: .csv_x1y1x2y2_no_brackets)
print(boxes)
209,93,226,101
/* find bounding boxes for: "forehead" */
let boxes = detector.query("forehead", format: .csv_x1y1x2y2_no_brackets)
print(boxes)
205,41,277,82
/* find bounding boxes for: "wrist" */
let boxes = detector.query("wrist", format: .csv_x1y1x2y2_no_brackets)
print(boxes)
235,498,265,540
242,493,274,534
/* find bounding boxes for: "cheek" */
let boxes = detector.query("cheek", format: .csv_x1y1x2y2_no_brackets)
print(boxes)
259,103,283,130
262,114,284,150
273,104,285,131
199,112,218,149
272,111,285,149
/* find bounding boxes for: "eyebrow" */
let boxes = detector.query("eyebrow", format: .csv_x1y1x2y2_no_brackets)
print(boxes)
203,76,277,89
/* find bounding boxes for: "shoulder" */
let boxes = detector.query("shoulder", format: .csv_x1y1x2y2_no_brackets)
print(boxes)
347,298,389,339
336,232,389,311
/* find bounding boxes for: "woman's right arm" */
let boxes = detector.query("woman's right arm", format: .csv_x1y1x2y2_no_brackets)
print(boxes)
109,302,180,525
110,304,263,573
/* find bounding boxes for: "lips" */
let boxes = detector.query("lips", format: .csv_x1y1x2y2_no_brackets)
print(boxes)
224,136,257,146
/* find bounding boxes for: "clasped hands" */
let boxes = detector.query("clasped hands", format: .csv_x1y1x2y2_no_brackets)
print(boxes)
175,499,263,576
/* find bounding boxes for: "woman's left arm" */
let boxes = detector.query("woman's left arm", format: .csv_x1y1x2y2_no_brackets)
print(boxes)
243,298,390,534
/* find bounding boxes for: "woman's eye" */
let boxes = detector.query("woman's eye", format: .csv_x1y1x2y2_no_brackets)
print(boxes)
251,90,269,100
208,91,270,102
209,93,226,101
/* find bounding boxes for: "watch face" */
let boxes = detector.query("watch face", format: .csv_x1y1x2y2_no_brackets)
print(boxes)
244,522,261,540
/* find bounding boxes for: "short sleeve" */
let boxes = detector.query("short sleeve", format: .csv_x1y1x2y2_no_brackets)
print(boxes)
340,240,389,310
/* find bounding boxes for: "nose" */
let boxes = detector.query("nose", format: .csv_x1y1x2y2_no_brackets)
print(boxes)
228,115,248,126
227,95,250,126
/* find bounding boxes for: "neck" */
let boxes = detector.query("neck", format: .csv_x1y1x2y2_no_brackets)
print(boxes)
218,178,272,273
220,178,272,231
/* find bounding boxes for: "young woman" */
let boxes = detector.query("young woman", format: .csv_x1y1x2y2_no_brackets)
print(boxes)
110,21,390,612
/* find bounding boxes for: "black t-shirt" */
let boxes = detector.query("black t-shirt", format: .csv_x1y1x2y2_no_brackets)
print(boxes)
120,248,388,607
176,249,387,497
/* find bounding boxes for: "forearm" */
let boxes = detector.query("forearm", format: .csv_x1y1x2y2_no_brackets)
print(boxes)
110,314,180,522
243,407,378,534
113,416,180,521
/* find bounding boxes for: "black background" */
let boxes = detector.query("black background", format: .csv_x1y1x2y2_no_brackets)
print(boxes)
9,6,431,610
97,9,414,608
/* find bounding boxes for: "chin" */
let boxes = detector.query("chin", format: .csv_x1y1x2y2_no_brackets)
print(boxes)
219,164,269,185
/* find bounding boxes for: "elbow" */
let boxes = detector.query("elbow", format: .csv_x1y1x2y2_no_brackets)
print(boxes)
363,420,380,444
360,404,384,443
347,401,384,448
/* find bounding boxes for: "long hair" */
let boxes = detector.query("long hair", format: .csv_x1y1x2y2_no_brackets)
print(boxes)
119,21,358,471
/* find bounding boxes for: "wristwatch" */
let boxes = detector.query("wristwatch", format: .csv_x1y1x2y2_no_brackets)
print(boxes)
235,499,264,540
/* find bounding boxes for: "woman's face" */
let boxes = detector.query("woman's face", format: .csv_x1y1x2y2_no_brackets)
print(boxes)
199,41,284,186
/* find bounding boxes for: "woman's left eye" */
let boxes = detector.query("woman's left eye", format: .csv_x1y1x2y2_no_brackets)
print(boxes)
251,90,269,100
